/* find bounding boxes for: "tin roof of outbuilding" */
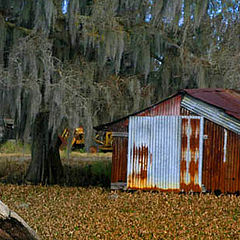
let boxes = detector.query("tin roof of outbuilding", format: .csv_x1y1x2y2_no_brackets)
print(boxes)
183,89,240,120
94,88,240,130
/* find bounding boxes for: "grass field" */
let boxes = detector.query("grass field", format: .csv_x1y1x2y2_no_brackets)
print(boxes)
1,185,240,239
0,151,112,187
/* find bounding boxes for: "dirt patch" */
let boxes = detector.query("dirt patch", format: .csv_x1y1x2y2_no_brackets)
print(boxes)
61,152,112,162
0,152,112,163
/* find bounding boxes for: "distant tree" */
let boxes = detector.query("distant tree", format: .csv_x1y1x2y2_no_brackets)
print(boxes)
0,0,239,184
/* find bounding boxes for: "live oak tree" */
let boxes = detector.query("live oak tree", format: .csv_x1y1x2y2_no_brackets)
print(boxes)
0,0,239,184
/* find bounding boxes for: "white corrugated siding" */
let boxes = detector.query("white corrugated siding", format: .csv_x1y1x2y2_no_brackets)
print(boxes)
127,116,204,191
127,116,182,190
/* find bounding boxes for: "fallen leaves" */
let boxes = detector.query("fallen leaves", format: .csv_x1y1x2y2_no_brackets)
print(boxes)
1,185,240,239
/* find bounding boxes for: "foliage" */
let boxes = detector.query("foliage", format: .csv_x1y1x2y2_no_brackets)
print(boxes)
1,0,239,144
1,185,240,239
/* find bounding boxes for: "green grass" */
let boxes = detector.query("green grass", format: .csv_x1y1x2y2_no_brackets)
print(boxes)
63,160,111,187
0,141,31,154
0,154,111,187
0,142,111,187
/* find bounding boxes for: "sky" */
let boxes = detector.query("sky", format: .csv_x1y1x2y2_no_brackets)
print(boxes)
62,0,68,14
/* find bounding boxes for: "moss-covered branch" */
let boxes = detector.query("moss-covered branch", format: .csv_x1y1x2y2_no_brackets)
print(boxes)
4,21,32,35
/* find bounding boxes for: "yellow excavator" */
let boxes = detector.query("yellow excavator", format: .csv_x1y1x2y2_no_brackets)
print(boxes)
94,131,113,152
59,127,112,152
59,127,85,150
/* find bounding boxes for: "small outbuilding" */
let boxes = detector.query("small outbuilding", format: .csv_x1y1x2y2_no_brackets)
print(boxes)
94,89,240,193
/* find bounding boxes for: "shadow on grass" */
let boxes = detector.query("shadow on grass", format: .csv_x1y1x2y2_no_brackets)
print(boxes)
63,161,111,188
0,158,111,188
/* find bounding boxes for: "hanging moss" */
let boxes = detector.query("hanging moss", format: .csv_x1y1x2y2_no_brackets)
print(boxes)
0,16,6,66
33,0,56,35
0,0,240,152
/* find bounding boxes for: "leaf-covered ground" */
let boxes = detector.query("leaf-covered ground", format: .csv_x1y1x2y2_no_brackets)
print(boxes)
1,184,240,239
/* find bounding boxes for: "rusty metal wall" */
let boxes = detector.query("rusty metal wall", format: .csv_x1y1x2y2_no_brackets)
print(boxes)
202,119,240,193
104,95,182,133
138,95,182,117
202,119,224,192
180,107,197,116
127,116,204,191
181,106,240,193
111,136,128,184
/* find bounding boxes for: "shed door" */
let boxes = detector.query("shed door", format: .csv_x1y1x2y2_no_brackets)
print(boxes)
127,116,203,192
180,117,204,192
111,133,128,184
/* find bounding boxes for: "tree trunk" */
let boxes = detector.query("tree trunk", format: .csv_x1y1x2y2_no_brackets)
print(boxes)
82,102,95,152
25,112,63,185
0,200,40,240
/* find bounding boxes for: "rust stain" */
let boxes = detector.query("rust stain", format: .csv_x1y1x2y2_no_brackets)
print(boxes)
180,160,187,188
180,183,201,192
127,183,181,192
180,118,188,189
189,160,199,185
129,145,149,188
138,145,148,179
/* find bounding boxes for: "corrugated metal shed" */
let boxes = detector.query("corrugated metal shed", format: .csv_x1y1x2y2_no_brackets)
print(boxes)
94,88,240,193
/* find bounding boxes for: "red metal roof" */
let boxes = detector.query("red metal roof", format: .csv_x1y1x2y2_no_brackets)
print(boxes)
183,89,240,120
94,88,240,131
